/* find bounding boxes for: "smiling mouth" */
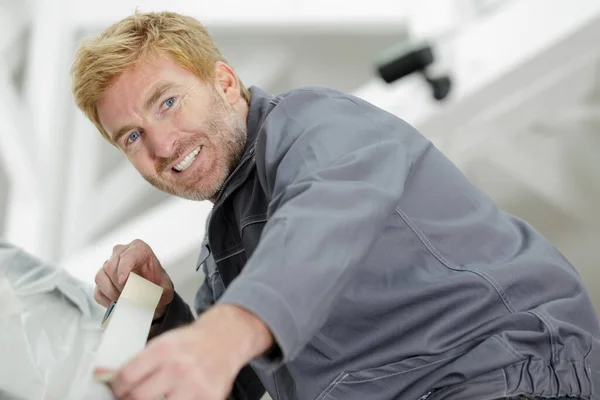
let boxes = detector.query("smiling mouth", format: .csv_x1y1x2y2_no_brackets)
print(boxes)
172,147,201,172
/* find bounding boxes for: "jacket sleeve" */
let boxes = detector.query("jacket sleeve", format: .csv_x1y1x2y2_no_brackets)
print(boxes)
217,89,418,370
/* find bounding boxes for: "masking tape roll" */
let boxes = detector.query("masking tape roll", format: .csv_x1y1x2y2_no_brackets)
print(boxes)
93,272,162,372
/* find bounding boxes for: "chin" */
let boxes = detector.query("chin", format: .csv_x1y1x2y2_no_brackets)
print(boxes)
147,160,229,201
175,192,210,201
174,180,221,201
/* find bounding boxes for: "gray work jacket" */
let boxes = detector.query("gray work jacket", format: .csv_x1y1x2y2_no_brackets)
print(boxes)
158,86,600,400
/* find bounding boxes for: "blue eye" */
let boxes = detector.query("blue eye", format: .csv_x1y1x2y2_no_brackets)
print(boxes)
127,131,140,143
163,97,175,109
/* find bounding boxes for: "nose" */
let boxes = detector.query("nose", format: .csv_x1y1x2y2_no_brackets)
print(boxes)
145,124,178,159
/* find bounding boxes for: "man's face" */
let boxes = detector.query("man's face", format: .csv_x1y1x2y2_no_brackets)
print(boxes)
97,55,247,201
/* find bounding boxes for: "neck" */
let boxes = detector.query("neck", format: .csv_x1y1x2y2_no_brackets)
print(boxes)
234,97,249,121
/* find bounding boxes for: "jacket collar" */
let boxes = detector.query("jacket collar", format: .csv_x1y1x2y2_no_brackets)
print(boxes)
243,86,273,157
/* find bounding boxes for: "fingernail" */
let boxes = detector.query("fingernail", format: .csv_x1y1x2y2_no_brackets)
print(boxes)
94,369,115,383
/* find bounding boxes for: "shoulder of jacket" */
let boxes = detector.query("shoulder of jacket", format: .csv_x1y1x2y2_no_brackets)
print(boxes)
271,86,357,108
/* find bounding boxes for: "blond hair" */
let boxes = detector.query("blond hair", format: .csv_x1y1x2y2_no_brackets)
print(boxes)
71,11,250,143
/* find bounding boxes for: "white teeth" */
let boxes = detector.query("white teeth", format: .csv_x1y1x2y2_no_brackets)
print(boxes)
173,147,200,172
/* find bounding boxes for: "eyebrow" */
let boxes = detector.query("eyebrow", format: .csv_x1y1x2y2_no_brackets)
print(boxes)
112,123,138,145
110,82,176,144
144,82,176,110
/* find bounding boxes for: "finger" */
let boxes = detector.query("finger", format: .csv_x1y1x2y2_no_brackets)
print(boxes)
93,367,116,383
105,244,129,291
111,345,162,397
93,286,112,308
116,241,151,286
94,269,121,302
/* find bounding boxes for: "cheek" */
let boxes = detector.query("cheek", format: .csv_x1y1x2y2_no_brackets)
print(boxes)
173,101,197,128
174,101,215,135
126,150,153,174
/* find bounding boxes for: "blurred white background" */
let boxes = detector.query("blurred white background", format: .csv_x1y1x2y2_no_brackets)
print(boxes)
1,0,600,320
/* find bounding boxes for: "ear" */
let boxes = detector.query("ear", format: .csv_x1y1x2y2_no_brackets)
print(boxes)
214,61,242,105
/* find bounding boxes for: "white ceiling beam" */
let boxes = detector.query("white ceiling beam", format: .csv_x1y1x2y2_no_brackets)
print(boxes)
0,66,44,256
0,66,40,199
23,0,73,261
0,3,43,256
69,0,409,33
60,113,109,254
441,47,600,157
420,0,600,134
0,1,31,55
354,0,600,135
439,53,600,219
59,197,211,284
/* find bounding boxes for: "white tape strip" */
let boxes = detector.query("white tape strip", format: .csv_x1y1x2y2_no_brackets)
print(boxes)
92,272,162,374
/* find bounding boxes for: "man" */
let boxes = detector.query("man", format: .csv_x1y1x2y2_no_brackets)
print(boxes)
71,11,600,400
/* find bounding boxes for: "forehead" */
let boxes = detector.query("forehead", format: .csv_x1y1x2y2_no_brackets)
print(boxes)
101,56,194,104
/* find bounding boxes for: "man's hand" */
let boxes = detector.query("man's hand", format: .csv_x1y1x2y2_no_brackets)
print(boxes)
94,239,174,319
98,304,274,400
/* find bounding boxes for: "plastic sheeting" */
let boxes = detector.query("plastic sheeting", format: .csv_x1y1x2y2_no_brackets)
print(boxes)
0,240,111,399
